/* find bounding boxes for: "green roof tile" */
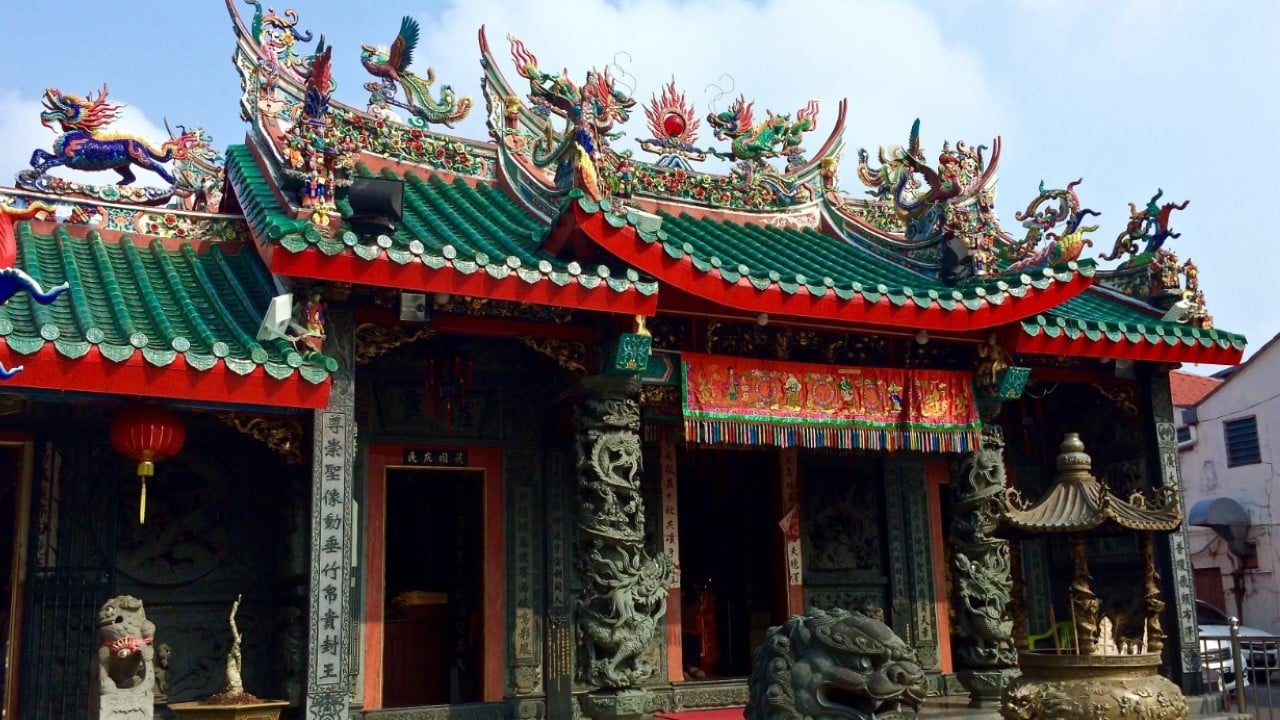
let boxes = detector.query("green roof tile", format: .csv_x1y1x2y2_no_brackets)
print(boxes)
1021,289,1247,350
0,221,336,381
591,200,1093,311
224,144,657,299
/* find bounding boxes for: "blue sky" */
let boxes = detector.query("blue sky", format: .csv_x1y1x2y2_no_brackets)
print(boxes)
1,0,1276,369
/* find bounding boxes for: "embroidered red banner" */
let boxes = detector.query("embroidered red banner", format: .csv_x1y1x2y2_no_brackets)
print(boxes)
681,352,980,452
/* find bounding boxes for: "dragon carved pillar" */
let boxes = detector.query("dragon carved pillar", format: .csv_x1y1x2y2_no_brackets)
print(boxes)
573,375,673,720
948,420,1019,707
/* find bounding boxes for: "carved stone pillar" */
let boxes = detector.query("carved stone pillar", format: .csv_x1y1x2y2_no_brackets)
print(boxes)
573,375,673,720
949,421,1019,707
1148,371,1199,686
306,310,356,720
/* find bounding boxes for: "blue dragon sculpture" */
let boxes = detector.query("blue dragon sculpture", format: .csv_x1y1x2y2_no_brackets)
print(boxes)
23,86,205,187
0,202,71,378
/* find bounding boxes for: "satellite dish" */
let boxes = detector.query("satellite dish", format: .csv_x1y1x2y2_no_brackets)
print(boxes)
256,293,306,342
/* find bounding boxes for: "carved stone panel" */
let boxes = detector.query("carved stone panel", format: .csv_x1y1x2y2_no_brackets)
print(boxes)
884,465,910,637
891,460,942,671
801,464,882,574
545,448,575,719
671,680,750,710
805,588,888,617
507,445,543,695
798,454,896,633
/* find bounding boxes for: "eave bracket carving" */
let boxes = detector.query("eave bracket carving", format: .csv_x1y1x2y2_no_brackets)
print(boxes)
519,336,588,378
215,412,305,464
355,322,437,365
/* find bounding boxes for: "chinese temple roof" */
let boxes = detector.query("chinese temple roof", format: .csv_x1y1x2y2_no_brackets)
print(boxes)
1009,288,1247,365
0,200,334,409
571,193,1095,331
0,0,1243,405
225,144,658,315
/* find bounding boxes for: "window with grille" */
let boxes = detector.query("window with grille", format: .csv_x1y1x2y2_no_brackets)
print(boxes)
1224,416,1261,467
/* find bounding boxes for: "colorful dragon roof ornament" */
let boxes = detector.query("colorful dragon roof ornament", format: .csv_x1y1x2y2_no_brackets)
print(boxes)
16,85,223,208
1080,189,1208,328
1099,189,1189,264
478,25,847,211
1004,179,1101,271
706,94,820,171
360,16,472,128
854,120,1003,283
234,1,494,183
245,1,315,78
281,35,358,230
507,34,636,203
0,202,73,378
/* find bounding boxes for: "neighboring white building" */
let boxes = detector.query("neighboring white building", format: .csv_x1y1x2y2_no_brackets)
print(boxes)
1180,332,1280,629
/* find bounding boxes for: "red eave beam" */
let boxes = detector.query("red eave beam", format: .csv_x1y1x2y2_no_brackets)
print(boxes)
572,204,1089,332
0,345,331,409
1009,332,1244,366
270,247,658,317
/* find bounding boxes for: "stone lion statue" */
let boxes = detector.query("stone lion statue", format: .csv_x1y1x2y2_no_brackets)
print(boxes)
92,595,156,695
746,607,928,720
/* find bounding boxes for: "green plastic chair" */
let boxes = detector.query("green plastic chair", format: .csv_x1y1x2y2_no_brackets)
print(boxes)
1028,620,1075,651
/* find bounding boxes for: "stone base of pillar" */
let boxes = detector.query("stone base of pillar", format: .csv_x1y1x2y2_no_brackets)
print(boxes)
578,688,654,720
957,668,1021,708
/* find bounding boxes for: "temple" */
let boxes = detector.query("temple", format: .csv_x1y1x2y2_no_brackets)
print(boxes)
0,3,1245,720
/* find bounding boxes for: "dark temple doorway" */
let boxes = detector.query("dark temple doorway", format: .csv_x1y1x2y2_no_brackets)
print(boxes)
1,443,24,720
381,468,483,707
676,447,781,679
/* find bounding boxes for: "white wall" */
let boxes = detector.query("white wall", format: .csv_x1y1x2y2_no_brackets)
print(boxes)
1182,338,1280,630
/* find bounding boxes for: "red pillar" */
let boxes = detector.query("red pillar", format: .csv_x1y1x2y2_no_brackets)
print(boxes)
926,461,953,674
778,448,805,616
658,427,684,682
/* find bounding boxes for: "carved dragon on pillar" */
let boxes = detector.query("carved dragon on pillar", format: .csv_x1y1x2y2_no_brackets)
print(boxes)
573,376,673,690
949,422,1019,705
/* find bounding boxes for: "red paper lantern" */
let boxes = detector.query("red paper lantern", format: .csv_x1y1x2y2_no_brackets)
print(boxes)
110,406,186,525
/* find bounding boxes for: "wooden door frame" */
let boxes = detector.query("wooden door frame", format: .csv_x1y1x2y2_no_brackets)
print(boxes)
1,437,34,720
361,444,504,709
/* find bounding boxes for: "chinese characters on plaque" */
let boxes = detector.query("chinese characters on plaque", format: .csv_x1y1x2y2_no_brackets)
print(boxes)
314,411,347,686
402,448,469,467
659,429,680,587
513,484,536,663
779,449,803,586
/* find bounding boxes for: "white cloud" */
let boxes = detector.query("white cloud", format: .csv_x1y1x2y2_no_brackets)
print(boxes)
0,88,173,188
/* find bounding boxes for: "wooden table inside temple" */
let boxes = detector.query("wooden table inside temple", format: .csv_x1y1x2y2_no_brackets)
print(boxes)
382,592,451,707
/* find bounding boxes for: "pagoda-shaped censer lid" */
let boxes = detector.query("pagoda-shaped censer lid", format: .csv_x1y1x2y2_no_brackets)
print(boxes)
1002,433,1182,534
